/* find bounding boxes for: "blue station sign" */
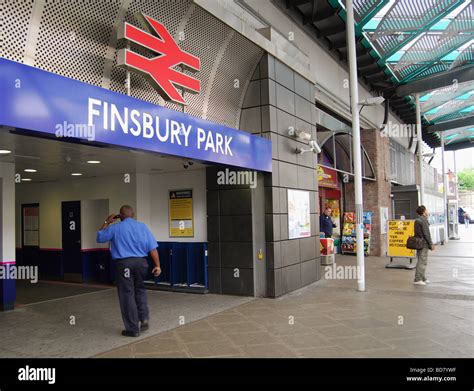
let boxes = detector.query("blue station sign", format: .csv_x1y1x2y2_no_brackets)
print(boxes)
0,58,272,172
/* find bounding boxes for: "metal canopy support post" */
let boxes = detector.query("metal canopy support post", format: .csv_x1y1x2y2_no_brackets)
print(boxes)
346,0,365,292
440,132,449,244
452,149,460,239
415,93,425,205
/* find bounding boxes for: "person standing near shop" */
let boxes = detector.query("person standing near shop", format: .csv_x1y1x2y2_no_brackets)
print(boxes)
97,205,161,337
413,205,435,286
320,206,337,238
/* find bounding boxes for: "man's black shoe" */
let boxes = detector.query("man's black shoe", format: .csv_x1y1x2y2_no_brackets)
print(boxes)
140,321,149,331
122,330,139,337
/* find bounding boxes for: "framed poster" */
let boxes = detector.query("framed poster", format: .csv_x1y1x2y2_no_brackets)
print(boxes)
169,189,194,237
287,189,311,239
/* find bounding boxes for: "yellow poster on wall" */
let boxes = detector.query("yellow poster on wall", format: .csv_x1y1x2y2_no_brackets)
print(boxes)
169,189,194,237
387,220,416,258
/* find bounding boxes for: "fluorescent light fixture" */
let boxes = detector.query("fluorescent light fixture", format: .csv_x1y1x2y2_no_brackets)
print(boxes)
24,169,37,173
87,160,101,164
21,178,32,182
71,173,83,176
0,150,12,154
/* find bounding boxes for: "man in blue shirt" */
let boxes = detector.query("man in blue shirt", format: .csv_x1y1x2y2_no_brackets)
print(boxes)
97,205,161,337
320,206,337,238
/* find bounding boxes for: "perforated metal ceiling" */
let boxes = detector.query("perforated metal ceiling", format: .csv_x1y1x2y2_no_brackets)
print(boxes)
0,0,34,62
1,0,264,129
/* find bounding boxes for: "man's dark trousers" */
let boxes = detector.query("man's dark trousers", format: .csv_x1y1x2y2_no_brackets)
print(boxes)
115,257,149,333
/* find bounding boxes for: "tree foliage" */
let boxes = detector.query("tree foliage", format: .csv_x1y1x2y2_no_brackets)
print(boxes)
458,168,474,190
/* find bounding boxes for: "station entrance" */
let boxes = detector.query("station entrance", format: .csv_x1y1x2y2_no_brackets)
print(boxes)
1,128,209,305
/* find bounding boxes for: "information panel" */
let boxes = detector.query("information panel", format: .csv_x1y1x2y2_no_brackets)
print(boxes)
387,220,416,258
169,190,194,237
288,189,311,239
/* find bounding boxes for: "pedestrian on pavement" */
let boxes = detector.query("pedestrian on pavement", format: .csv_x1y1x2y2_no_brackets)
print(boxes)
413,205,435,286
320,206,337,238
464,210,470,228
97,205,161,337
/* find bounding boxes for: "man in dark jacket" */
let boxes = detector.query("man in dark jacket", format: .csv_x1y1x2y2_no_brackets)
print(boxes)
320,207,337,238
413,205,435,286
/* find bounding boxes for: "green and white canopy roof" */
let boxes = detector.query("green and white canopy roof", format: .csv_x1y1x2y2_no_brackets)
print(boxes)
337,0,473,149
280,0,472,149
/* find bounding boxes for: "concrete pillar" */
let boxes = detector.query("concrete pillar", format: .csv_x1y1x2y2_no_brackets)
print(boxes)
0,162,16,311
242,54,320,297
360,129,392,256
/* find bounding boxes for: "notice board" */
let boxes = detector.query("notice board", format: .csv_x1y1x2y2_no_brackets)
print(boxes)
387,220,416,258
169,189,194,237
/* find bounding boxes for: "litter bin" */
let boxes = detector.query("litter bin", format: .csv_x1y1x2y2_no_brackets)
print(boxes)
320,237,335,265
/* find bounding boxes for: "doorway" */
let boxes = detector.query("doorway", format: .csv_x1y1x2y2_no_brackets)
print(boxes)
62,201,82,283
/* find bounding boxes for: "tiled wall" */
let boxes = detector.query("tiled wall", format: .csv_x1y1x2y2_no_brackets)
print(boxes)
240,54,321,297
206,168,255,296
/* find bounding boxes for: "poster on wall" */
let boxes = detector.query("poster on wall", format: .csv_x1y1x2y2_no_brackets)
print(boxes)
387,220,416,258
288,189,311,239
169,189,194,237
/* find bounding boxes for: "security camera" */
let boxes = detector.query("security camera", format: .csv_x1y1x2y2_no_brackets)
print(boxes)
310,140,321,154
183,160,193,169
359,96,385,106
296,140,321,155
288,127,312,141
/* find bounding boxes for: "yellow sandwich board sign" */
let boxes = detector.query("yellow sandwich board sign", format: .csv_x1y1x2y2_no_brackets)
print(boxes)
387,220,416,258
169,189,194,237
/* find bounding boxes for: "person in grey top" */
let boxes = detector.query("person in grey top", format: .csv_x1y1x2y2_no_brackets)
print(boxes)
413,205,435,286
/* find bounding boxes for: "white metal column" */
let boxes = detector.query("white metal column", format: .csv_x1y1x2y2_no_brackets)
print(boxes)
415,93,425,205
346,0,365,292
440,132,449,244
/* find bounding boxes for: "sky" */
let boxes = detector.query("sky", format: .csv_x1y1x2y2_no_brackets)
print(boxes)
430,147,474,173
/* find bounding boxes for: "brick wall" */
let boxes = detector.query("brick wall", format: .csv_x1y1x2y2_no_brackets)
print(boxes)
344,129,392,256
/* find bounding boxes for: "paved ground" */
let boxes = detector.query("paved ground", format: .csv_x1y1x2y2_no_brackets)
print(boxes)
15,280,110,305
2,226,472,358
0,287,252,357
96,226,474,358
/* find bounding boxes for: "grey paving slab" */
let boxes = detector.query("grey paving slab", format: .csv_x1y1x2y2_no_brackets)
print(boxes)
5,226,474,358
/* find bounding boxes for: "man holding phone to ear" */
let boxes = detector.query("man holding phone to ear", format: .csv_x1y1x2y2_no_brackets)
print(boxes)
97,205,161,337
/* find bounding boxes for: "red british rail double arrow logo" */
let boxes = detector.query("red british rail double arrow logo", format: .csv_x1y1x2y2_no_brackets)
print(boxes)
117,13,201,105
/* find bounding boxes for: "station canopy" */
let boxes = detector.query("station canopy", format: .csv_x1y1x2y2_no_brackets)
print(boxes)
280,0,474,150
